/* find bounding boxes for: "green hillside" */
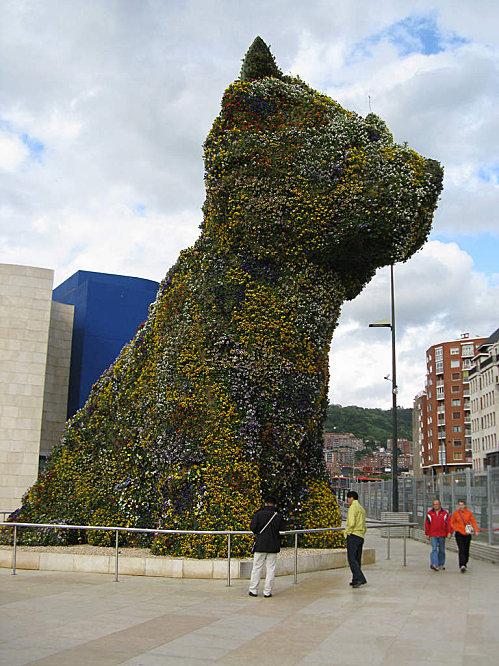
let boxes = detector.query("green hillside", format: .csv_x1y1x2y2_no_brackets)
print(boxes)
324,404,412,444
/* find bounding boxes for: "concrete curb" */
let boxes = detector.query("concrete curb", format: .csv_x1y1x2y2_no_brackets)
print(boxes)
0,547,375,579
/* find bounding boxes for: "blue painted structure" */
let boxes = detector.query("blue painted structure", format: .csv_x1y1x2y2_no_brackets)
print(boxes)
53,271,159,418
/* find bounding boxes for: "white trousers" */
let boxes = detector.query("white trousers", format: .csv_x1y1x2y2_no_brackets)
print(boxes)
248,552,277,596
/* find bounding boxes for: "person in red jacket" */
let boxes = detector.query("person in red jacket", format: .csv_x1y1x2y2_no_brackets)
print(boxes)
424,499,450,571
449,499,479,573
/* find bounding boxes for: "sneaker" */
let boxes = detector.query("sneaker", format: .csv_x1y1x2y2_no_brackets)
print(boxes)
263,594,272,598
248,592,258,597
460,566,466,573
430,565,439,571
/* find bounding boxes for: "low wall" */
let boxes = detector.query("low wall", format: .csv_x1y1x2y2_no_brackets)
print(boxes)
0,546,375,579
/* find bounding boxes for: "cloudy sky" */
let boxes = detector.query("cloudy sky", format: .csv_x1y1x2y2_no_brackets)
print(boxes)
1,0,498,409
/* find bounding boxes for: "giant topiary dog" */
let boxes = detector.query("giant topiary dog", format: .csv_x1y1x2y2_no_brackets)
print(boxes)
15,38,443,557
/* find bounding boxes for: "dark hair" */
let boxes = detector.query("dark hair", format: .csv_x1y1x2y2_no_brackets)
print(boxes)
264,496,277,505
458,499,466,504
346,490,358,500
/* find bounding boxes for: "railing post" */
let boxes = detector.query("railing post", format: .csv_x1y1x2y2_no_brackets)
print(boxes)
487,467,493,546
465,467,472,507
293,532,298,584
12,525,17,575
386,526,391,560
226,533,231,587
114,530,119,582
403,525,407,567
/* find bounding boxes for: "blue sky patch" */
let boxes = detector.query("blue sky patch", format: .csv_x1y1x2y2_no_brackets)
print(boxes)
21,133,45,161
432,231,499,277
1,117,45,163
133,203,147,217
350,14,468,62
478,163,499,184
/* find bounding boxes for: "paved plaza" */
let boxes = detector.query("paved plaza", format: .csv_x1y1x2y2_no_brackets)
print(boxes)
1,532,498,665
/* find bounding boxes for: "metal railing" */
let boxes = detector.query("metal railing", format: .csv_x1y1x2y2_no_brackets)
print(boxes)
0,520,416,585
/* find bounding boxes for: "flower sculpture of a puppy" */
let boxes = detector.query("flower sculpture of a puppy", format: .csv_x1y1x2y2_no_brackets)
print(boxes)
16,38,443,557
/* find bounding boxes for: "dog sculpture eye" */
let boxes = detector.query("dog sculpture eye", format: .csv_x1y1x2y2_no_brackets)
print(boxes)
367,128,381,142
245,93,276,118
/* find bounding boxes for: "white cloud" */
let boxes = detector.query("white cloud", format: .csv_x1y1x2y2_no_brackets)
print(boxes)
0,132,29,171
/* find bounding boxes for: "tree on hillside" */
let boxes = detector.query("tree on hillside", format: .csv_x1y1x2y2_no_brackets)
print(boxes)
324,404,412,444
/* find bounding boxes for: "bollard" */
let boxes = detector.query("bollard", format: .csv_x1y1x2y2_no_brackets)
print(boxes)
114,530,119,582
12,525,17,575
386,526,391,560
226,533,231,587
403,526,407,566
293,532,298,584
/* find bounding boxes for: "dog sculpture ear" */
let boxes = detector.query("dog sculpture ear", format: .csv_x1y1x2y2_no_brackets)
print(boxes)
240,36,283,81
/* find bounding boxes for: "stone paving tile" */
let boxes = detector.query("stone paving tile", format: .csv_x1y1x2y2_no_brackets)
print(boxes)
1,532,498,665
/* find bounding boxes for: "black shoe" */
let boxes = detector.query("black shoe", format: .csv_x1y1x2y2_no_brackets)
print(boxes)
430,565,438,571
263,594,272,598
352,582,364,588
248,592,258,597
349,582,354,586
460,566,466,573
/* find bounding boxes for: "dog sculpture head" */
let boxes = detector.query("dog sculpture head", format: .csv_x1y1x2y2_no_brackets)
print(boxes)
203,37,443,298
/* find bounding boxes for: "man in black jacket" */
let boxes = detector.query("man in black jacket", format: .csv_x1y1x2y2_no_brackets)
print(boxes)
248,497,285,598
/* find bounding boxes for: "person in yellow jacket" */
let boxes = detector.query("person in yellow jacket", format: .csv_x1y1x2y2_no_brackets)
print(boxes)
449,499,479,573
345,490,367,588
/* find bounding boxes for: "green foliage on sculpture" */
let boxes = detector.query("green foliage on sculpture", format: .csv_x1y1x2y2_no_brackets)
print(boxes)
240,36,283,81
9,39,443,557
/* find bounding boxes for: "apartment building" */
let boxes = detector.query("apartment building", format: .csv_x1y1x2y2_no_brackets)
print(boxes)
421,334,486,475
470,328,499,471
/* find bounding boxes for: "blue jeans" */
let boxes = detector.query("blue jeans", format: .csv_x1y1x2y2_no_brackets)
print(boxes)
430,537,446,568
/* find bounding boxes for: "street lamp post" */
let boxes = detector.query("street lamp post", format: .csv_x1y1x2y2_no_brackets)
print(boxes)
369,264,399,512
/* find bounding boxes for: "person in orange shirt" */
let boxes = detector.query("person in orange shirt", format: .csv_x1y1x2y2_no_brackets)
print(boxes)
449,499,479,573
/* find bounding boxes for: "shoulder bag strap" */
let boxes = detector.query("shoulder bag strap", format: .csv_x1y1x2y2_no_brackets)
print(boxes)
258,512,278,535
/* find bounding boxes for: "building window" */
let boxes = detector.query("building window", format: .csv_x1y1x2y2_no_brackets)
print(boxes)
452,372,460,380
453,452,462,461
450,360,460,368
451,385,460,393
462,344,474,357
452,412,461,419
453,440,462,446
452,399,460,406
435,346,443,360
453,425,461,433
450,347,459,355
436,361,444,373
